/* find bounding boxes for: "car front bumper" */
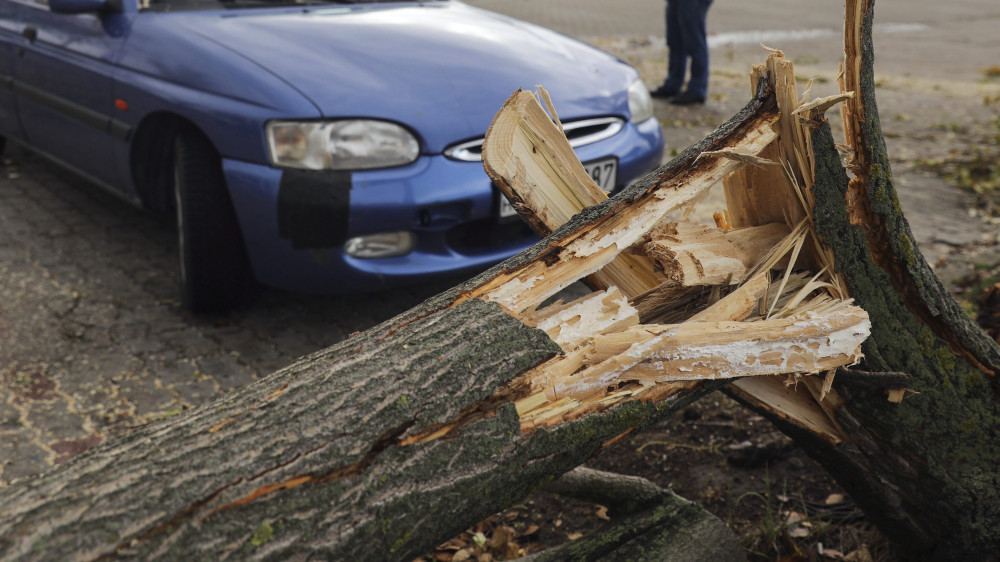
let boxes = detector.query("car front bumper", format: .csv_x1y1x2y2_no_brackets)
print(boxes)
224,118,663,294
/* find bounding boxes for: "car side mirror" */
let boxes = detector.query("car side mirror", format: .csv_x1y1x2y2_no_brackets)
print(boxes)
49,0,122,14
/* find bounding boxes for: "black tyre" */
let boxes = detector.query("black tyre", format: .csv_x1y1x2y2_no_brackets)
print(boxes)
173,125,253,313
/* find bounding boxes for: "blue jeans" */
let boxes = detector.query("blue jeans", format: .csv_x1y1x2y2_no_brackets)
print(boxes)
664,0,712,98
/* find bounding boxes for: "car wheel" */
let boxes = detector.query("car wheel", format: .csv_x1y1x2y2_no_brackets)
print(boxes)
172,125,252,313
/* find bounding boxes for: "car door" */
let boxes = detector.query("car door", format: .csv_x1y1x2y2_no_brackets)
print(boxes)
14,0,131,189
0,0,26,141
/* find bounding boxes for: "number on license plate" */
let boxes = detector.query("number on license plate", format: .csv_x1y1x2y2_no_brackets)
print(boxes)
585,157,617,192
498,157,618,219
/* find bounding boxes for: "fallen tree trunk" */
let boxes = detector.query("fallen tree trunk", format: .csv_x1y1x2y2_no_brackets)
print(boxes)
1,72,860,560
1,1,996,560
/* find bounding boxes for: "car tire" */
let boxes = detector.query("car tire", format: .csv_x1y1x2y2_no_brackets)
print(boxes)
172,125,252,313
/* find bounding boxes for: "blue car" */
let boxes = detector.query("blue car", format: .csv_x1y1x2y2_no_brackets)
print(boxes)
0,0,663,312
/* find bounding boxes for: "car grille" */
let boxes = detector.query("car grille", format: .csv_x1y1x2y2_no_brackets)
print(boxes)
443,116,625,162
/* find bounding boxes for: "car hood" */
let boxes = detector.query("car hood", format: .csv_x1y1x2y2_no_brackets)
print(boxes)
181,1,636,153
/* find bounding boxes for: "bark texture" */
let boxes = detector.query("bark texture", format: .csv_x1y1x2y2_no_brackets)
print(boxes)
0,297,557,560
726,2,1000,559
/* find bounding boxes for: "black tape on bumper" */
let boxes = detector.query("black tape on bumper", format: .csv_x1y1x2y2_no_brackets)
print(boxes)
277,169,351,249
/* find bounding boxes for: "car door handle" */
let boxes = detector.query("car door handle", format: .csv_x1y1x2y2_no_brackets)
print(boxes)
22,26,37,43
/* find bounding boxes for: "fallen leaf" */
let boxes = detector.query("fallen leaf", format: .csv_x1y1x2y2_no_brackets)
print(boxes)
787,526,811,538
784,511,810,538
567,532,583,541
554,519,562,528
451,550,471,562
487,526,513,550
472,532,487,551
595,505,610,521
845,546,874,562
785,511,806,525
824,493,845,505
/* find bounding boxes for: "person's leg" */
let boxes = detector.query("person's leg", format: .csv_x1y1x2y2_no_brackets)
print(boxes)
674,0,711,100
659,1,686,95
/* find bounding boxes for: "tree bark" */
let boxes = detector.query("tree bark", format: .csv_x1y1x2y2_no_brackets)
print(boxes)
725,1,1000,559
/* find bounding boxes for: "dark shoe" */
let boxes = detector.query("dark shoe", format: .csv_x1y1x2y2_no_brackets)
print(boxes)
650,84,680,99
670,91,706,106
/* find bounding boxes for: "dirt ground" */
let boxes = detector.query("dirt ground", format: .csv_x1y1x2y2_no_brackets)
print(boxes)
421,396,894,562
419,390,895,561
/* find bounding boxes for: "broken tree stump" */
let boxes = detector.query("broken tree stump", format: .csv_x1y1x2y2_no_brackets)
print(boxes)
733,2,1000,559
484,2,1000,559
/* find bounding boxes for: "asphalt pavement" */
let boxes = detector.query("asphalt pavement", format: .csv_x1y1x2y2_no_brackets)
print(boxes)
3,0,999,484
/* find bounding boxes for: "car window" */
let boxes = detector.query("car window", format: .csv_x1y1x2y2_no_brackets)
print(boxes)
140,0,427,12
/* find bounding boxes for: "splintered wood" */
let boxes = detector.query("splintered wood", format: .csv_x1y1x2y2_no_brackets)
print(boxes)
644,222,790,286
478,90,779,308
478,52,874,443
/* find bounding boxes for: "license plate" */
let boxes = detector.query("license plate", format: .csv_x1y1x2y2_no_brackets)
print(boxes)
498,157,618,219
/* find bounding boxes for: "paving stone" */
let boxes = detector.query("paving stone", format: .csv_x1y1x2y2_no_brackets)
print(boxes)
73,349,144,383
110,326,168,356
156,326,222,357
171,378,221,407
143,354,199,384
56,379,115,416
0,438,51,485
49,433,104,465
0,397,24,433
195,355,257,393
23,402,91,442
118,374,179,415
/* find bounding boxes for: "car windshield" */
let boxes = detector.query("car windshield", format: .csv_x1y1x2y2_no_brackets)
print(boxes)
141,0,425,12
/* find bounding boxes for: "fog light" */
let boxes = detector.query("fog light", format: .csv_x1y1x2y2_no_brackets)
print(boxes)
344,231,416,259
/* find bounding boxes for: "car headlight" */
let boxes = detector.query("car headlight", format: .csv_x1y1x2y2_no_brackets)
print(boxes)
627,80,654,123
266,120,420,170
